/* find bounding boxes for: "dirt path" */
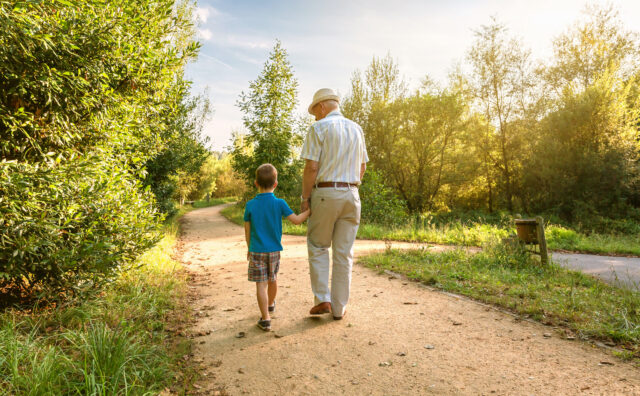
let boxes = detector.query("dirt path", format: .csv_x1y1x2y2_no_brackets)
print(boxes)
178,204,640,395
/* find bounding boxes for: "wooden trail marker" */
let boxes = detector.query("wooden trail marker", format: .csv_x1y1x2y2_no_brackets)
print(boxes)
514,216,548,265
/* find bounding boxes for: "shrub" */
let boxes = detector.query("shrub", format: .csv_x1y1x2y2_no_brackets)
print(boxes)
421,209,514,228
359,169,408,226
546,225,580,246
0,158,160,294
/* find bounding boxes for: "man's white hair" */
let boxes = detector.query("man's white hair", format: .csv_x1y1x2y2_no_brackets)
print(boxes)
322,99,339,110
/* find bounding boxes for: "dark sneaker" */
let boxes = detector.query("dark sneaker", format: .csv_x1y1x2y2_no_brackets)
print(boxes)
257,319,271,331
268,301,276,313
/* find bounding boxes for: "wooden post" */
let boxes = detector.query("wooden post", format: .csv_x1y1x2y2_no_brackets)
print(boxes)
535,216,548,265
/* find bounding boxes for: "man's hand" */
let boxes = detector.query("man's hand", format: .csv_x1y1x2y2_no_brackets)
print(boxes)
302,160,319,202
247,251,250,261
301,200,310,213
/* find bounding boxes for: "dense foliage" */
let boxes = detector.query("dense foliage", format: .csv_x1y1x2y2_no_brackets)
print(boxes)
343,6,640,227
0,159,158,292
358,169,408,225
0,0,208,294
196,152,246,199
143,89,212,212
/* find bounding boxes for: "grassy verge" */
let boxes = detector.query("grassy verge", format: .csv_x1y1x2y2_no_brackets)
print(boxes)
360,244,640,356
191,196,237,209
220,204,640,256
0,207,196,394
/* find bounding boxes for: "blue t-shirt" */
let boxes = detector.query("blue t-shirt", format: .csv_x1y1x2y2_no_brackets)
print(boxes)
243,192,294,253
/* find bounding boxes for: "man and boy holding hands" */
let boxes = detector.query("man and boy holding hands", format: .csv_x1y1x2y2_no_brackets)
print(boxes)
244,88,368,331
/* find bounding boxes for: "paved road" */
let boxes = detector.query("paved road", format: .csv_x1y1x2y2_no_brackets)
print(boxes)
553,252,640,289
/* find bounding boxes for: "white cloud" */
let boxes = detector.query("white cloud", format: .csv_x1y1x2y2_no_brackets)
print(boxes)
198,28,213,41
195,6,223,25
195,7,210,23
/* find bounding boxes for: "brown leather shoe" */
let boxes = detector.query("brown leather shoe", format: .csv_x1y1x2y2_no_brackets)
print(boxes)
309,302,332,315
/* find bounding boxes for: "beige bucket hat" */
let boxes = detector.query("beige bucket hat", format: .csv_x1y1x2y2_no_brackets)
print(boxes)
308,88,340,114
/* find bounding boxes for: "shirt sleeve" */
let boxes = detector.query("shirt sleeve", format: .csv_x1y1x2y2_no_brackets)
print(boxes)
362,140,369,163
243,204,251,222
360,127,369,163
300,124,322,161
280,199,294,218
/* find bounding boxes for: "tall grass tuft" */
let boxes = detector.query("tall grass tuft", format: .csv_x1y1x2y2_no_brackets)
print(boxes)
64,322,167,394
0,318,72,394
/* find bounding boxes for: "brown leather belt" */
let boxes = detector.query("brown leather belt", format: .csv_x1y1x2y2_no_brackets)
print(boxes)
315,182,359,188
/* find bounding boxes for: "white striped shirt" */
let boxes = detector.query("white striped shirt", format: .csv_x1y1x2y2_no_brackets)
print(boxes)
300,110,369,184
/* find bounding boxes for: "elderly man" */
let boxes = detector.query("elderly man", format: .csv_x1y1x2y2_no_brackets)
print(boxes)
300,88,368,320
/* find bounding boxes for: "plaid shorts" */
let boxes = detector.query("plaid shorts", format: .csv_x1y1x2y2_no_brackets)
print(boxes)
248,251,280,282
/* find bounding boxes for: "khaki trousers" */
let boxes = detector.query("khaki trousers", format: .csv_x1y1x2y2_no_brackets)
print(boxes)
307,186,361,317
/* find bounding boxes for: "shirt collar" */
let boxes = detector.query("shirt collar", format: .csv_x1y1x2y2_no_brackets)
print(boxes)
257,192,274,198
326,109,342,118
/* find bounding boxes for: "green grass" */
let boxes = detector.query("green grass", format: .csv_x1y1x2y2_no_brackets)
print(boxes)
220,204,640,256
360,244,640,354
191,196,237,209
545,225,640,256
0,207,196,395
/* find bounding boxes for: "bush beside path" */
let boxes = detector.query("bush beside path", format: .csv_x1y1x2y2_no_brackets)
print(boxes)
177,204,640,395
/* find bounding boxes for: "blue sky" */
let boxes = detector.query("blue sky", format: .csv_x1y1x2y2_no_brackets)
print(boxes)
186,0,640,151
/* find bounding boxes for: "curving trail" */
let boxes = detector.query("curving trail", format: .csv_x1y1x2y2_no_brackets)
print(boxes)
177,204,640,395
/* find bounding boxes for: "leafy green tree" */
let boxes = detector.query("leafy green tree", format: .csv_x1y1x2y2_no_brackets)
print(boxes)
524,69,639,221
373,87,468,212
544,4,639,93
467,18,532,211
196,152,247,198
144,87,211,214
522,4,640,221
342,53,407,128
0,0,204,295
345,57,469,213
231,41,301,201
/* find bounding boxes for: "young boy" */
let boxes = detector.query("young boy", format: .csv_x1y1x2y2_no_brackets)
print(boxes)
244,163,310,331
